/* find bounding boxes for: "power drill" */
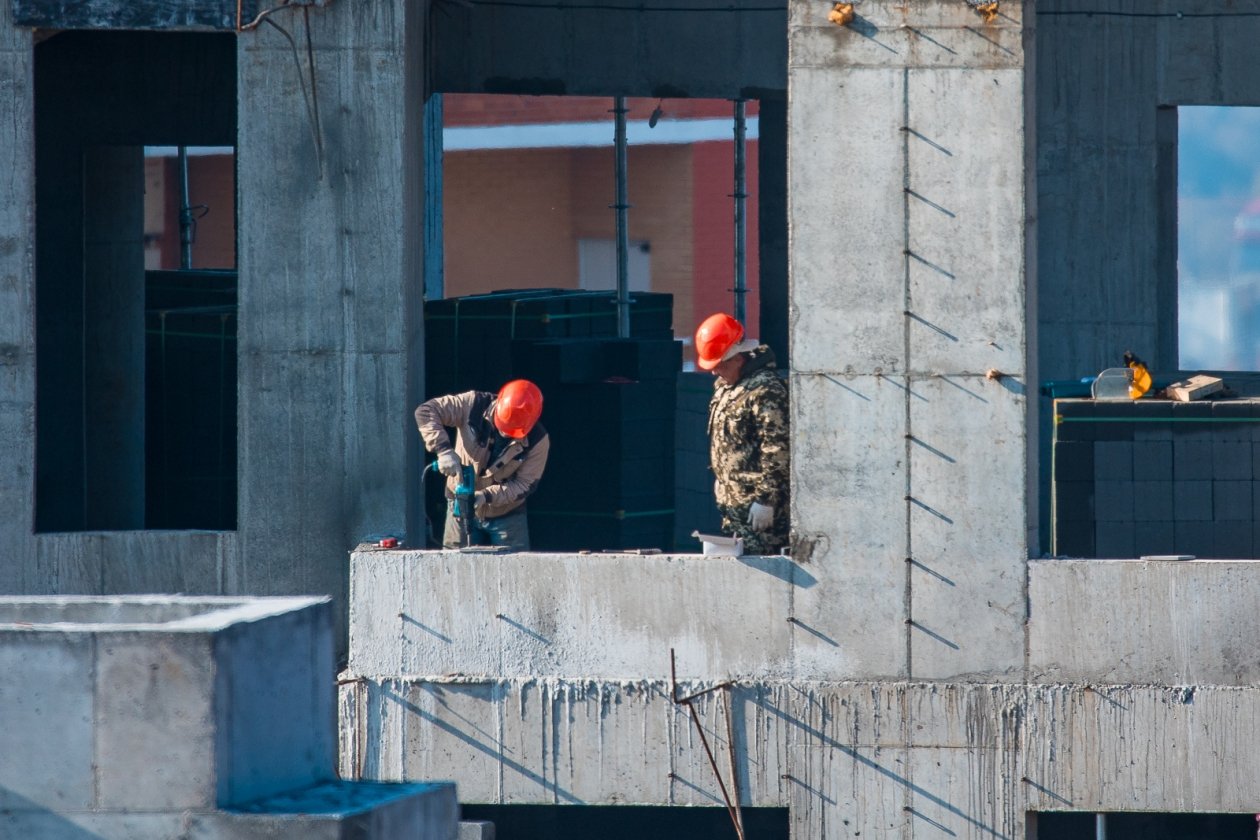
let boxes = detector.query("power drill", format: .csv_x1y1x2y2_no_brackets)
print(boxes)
451,464,477,547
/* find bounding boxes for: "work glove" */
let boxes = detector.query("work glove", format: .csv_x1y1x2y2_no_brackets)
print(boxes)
474,491,487,514
748,501,773,532
436,449,461,477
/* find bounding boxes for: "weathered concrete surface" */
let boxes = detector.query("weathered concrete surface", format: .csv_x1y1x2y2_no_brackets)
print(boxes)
344,677,1260,823
431,0,785,98
1029,559,1260,685
0,596,333,813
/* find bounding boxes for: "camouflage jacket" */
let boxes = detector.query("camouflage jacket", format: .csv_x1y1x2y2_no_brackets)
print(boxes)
707,345,790,518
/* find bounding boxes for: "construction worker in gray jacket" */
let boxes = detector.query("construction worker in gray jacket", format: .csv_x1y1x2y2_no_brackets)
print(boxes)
694,313,790,555
415,379,549,550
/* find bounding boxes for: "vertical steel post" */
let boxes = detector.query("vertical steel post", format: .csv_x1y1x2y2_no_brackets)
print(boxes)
613,96,631,338
733,99,748,324
1096,813,1107,840
178,145,193,270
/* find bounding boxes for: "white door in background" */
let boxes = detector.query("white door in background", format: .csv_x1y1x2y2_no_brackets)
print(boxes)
578,238,651,292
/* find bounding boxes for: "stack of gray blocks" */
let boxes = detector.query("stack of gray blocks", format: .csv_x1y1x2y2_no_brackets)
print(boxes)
1053,398,1259,559
0,595,458,839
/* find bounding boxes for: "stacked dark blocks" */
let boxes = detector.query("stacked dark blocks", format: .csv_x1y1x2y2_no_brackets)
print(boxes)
423,289,678,551
516,337,681,552
424,289,674,398
1052,398,1260,558
144,269,237,530
674,372,723,548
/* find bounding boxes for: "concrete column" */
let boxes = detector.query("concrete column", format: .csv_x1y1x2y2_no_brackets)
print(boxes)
235,0,425,647
82,145,146,530
0,6,35,586
788,1,1029,680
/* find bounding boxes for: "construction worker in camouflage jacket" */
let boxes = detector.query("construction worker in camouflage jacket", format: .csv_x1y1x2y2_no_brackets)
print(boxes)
694,313,790,555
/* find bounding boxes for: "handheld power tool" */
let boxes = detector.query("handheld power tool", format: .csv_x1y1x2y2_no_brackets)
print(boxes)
451,464,477,548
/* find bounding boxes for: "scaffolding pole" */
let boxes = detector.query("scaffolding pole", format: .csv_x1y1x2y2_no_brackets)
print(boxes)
178,146,193,270
732,99,748,325
613,96,631,338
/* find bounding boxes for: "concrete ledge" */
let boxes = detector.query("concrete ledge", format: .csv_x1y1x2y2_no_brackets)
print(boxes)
350,549,811,681
1029,558,1260,684
2,781,459,839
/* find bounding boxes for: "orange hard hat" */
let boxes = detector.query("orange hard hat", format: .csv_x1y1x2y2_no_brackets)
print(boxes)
694,312,745,371
494,379,543,438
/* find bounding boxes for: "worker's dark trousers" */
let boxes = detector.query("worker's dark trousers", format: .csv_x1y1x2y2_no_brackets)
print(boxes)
443,503,530,550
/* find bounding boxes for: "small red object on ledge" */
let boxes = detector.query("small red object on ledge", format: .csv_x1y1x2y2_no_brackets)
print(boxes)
379,537,398,549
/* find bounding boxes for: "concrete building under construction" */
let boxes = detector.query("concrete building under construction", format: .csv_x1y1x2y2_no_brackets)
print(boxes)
3,0,1260,838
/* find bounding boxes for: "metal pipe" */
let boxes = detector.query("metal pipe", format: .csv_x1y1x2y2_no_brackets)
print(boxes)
732,99,748,324
613,96,631,338
178,145,193,270
1096,813,1107,840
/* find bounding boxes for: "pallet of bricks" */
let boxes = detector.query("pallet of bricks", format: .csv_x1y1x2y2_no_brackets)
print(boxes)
423,289,678,551
1052,397,1260,559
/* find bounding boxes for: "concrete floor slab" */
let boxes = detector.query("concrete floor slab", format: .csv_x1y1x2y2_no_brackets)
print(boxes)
1021,684,1260,813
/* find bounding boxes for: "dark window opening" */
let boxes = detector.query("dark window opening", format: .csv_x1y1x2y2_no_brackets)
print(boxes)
34,31,237,533
460,804,789,840
1033,812,1256,840
424,94,787,552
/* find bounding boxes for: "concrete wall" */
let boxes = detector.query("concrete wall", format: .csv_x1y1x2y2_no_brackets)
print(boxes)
343,553,1260,835
0,2,34,592
1034,0,1260,553
0,3,427,656
1037,0,1260,386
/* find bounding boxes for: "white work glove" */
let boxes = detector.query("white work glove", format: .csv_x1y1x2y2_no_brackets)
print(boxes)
749,501,774,532
436,449,461,477
474,491,487,514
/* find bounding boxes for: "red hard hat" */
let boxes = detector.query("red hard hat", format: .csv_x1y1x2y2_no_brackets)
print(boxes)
494,379,543,438
694,312,744,371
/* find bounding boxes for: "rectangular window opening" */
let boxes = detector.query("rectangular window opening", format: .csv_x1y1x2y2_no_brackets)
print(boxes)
460,804,790,840
1032,812,1256,840
425,93,787,553
34,31,237,533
